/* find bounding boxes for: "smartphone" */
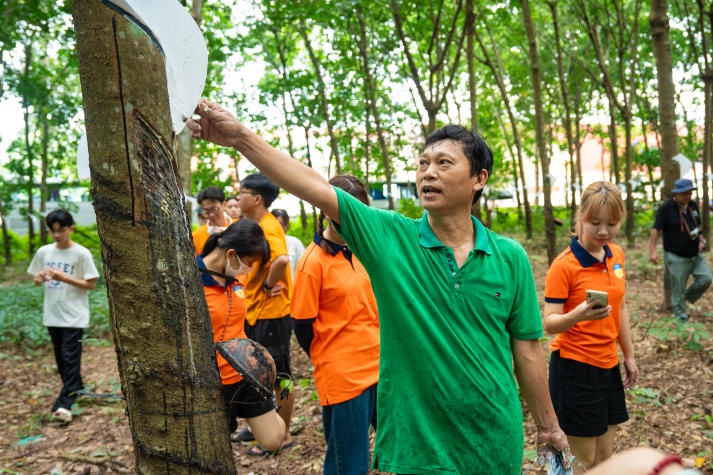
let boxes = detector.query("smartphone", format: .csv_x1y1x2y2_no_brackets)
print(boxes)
586,290,608,308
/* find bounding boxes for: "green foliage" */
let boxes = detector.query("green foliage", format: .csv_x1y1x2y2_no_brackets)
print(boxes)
643,318,712,352
628,386,661,406
396,198,423,219
0,278,110,349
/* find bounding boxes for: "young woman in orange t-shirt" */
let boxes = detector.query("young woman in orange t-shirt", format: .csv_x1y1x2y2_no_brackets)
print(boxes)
543,181,639,474
291,175,380,475
198,219,285,452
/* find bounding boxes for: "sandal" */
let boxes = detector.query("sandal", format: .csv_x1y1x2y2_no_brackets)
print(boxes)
231,428,254,443
246,440,294,457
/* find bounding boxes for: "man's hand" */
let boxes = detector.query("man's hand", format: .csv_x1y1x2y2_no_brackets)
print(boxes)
185,99,242,148
537,427,572,470
265,282,284,298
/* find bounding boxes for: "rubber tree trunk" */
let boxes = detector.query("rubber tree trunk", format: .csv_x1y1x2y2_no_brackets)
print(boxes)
72,1,236,473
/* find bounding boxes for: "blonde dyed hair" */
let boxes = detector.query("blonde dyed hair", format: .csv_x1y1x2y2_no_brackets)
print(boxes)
574,181,626,236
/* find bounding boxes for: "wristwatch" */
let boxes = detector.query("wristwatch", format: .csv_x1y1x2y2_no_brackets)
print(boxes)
263,279,274,292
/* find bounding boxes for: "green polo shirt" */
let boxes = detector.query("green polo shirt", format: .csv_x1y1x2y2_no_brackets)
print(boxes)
335,187,542,475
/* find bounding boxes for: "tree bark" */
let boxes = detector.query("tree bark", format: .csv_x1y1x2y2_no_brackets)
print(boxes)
521,0,557,262
650,0,679,195
72,1,235,473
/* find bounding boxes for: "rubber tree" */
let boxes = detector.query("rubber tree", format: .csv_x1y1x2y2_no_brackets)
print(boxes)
71,1,235,473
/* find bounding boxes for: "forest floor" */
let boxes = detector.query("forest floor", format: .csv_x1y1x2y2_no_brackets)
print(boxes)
1,246,713,474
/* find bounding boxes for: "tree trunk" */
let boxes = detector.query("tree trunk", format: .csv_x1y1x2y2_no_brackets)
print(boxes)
298,21,342,175
23,43,35,256
465,0,482,219
650,0,679,195
521,0,556,262
473,21,533,237
355,12,395,210
72,2,235,473
0,196,11,265
40,117,49,245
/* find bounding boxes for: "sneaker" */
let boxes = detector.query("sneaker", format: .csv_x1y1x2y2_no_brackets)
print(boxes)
52,407,72,423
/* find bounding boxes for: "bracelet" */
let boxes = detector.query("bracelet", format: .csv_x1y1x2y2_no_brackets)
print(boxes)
650,454,682,475
263,279,274,291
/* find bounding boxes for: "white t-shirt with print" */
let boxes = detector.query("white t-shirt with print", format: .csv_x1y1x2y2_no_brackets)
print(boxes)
28,242,100,328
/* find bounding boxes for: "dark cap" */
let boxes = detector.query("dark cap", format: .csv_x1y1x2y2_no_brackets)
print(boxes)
672,178,696,194
215,338,276,399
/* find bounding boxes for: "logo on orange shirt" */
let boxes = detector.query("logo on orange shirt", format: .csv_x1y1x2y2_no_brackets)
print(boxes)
233,285,245,299
613,263,624,279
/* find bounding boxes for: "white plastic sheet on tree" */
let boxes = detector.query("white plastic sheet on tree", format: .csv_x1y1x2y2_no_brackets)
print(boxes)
77,0,208,179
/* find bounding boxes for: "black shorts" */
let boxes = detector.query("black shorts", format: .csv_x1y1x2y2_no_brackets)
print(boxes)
548,350,629,437
245,315,293,382
222,380,275,433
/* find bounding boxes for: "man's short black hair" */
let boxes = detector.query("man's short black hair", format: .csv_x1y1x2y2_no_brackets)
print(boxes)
240,173,280,208
46,209,74,228
425,125,493,203
197,186,226,205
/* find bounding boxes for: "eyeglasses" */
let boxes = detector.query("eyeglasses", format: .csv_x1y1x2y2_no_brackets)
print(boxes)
49,226,70,235
237,191,259,198
203,205,223,216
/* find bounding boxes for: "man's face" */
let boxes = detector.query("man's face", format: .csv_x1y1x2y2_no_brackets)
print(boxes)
237,188,261,214
416,140,486,211
674,190,693,206
49,222,73,247
200,198,227,225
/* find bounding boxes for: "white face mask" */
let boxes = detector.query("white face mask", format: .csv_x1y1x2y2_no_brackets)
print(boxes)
228,252,254,276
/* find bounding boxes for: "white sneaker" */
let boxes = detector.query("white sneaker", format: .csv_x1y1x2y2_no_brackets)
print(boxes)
52,407,72,423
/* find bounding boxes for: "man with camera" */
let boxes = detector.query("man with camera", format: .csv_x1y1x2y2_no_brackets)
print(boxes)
649,178,712,323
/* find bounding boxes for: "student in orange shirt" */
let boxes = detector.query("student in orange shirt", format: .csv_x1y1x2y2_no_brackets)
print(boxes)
197,219,286,451
193,186,234,255
226,195,242,220
543,181,639,474
291,175,379,475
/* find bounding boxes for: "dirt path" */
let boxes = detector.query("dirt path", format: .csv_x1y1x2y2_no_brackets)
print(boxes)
1,258,712,474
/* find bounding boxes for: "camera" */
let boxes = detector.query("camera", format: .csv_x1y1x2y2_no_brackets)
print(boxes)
690,227,701,238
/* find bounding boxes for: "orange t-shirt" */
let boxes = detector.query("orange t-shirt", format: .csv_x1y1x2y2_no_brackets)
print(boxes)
192,224,210,256
245,213,292,325
291,242,379,406
193,218,238,256
201,271,247,385
545,239,626,369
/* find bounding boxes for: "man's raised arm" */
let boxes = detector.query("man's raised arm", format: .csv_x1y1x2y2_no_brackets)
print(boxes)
186,99,340,221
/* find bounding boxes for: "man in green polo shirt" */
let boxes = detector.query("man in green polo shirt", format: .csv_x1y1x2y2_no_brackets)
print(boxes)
188,100,570,474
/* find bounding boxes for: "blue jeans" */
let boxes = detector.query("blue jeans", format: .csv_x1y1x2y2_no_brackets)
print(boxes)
322,384,377,475
664,251,712,320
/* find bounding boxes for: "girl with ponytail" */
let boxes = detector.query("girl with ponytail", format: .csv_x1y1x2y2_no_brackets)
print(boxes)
291,175,379,475
197,219,286,452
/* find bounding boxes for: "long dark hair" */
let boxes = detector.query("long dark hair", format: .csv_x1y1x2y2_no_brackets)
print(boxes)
318,175,369,241
202,219,270,270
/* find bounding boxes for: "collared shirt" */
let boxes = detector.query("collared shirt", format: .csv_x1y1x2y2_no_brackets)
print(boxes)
545,236,627,369
334,187,541,475
653,198,702,258
197,255,247,385
313,231,352,262
244,212,292,325
291,238,379,406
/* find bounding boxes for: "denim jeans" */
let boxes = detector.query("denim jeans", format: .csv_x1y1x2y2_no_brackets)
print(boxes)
322,384,377,475
664,251,713,320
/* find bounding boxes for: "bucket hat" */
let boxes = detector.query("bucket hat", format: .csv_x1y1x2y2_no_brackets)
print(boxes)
672,178,696,194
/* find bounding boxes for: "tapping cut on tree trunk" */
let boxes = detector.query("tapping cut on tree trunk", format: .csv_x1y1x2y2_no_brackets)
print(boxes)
72,1,236,473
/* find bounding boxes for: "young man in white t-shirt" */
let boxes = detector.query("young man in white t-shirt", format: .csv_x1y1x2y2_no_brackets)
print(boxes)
28,209,100,423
